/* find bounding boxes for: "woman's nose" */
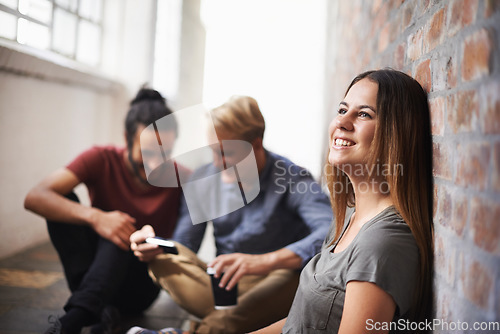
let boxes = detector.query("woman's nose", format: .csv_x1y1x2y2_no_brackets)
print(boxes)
335,113,354,131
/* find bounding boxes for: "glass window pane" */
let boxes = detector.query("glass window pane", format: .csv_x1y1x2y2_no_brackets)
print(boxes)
79,0,102,22
55,0,77,12
0,0,18,9
53,8,76,56
77,20,100,66
17,17,50,49
0,11,17,39
19,0,52,25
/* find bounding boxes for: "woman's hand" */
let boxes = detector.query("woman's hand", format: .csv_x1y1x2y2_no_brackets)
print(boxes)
130,225,164,262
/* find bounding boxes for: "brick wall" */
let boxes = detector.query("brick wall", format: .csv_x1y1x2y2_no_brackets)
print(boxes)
325,0,499,331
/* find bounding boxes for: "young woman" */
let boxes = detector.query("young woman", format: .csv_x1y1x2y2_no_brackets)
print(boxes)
255,69,434,333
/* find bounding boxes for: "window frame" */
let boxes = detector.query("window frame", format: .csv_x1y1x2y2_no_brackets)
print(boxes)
0,0,104,67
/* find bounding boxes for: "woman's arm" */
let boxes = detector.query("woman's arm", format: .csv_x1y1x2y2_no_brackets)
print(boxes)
249,318,287,334
339,281,396,334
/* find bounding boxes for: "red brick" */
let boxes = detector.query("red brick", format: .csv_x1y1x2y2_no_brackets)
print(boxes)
460,259,493,309
446,55,458,89
432,54,458,90
388,0,404,11
434,234,456,286
424,8,446,52
435,186,467,237
448,0,479,37
462,28,492,82
402,2,416,30
389,15,401,44
471,198,500,254
447,90,479,133
434,286,453,321
437,184,452,226
493,142,500,192
451,192,468,237
479,81,500,134
378,22,391,52
419,0,431,16
369,37,379,65
456,142,491,191
371,0,383,15
432,56,448,92
415,59,431,92
394,43,405,70
407,28,423,61
433,142,452,180
371,1,388,39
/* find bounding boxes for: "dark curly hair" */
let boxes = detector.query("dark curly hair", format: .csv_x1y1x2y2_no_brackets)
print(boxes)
125,87,177,150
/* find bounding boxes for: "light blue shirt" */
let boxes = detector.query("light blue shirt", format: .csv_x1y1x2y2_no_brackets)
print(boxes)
172,150,333,267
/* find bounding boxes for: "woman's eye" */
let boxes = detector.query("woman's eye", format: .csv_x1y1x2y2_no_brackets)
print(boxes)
359,111,372,119
338,108,347,115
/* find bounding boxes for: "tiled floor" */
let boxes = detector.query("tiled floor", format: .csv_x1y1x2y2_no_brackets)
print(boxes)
0,242,191,334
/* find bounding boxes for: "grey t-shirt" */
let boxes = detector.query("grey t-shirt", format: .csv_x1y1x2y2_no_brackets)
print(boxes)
283,206,418,333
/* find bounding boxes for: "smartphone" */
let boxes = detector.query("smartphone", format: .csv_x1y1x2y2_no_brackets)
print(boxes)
145,236,179,255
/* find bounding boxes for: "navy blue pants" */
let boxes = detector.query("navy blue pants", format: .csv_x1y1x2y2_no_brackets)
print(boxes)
47,192,160,319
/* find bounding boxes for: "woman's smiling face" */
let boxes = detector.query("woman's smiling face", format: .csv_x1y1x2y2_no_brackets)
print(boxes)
328,78,378,176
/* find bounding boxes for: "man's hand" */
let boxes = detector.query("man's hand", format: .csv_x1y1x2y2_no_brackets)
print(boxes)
130,225,164,262
89,209,136,251
208,253,274,290
209,248,303,291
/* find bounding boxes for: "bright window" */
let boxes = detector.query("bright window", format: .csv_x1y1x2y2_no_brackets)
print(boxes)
0,0,103,66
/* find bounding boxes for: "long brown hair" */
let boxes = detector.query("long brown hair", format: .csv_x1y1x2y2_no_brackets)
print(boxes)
326,69,434,327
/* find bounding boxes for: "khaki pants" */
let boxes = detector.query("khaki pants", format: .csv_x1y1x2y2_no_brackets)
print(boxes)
148,242,300,334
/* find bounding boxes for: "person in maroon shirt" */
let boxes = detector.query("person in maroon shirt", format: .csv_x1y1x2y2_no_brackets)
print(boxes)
24,88,182,334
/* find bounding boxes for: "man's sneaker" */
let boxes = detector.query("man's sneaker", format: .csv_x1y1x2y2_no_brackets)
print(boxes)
44,315,65,334
126,327,184,334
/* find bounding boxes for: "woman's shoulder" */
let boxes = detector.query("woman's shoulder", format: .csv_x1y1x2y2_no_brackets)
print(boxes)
355,207,418,257
363,206,412,234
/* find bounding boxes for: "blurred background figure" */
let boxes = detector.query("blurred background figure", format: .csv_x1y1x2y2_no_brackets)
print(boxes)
24,88,183,333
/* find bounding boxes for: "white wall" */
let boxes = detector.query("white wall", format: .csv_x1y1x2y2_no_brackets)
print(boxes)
201,0,328,178
0,70,122,258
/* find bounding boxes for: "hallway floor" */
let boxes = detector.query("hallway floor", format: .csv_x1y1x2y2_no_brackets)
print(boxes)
0,242,190,334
